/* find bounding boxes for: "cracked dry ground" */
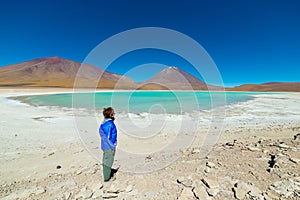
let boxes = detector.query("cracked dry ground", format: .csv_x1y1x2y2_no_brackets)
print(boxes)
1,134,300,200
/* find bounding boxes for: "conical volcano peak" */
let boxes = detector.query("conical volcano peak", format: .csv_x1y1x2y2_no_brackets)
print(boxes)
168,66,178,69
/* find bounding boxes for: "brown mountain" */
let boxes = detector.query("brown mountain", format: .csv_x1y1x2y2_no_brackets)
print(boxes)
138,67,223,90
226,82,300,92
0,58,223,90
0,57,136,89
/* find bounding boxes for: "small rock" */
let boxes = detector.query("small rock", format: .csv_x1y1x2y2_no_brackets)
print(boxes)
125,185,133,193
33,186,46,195
233,182,252,200
206,161,216,168
289,157,299,164
206,188,219,196
64,192,71,200
48,152,55,156
145,155,153,161
263,149,269,154
177,177,193,187
278,143,290,149
201,177,219,188
181,149,191,156
247,146,261,152
247,185,263,199
192,148,200,154
225,140,237,147
192,186,210,199
56,165,61,169
204,166,211,173
248,193,264,200
102,192,118,199
263,194,272,200
178,188,195,200
294,133,300,140
76,170,82,175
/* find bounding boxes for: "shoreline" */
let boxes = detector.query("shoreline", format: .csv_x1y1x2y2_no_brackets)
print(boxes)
1,86,299,94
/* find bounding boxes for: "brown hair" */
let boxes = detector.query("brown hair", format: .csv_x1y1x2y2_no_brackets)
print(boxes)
103,107,115,120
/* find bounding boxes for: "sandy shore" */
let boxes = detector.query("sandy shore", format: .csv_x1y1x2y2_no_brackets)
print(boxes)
0,88,299,199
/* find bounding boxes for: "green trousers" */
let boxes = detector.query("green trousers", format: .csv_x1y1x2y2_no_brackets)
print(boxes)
102,149,115,181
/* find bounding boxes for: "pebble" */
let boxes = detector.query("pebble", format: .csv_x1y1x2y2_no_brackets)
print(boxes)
178,188,195,200
289,157,299,164
233,182,252,199
226,140,237,146
201,177,219,189
76,170,82,175
246,146,261,152
192,186,210,199
177,177,193,187
192,148,200,154
181,149,191,156
125,185,133,193
278,143,290,149
64,192,71,200
48,152,55,156
206,161,216,168
102,192,118,199
294,133,300,140
206,188,219,196
204,166,212,173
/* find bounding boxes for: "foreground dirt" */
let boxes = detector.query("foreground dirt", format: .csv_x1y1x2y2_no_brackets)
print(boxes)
1,134,299,200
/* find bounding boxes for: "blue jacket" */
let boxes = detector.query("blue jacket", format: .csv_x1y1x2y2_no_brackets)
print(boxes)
99,118,117,150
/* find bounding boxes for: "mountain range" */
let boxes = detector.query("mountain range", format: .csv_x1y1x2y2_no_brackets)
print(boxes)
0,57,299,92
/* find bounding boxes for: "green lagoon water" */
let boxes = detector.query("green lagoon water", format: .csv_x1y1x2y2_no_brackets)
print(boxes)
14,91,261,114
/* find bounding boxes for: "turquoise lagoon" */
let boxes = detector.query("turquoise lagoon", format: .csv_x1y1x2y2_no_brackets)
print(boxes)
13,91,262,114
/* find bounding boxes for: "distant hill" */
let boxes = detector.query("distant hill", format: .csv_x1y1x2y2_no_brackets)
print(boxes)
0,57,222,90
226,82,300,92
3,57,297,92
138,67,222,90
0,57,136,89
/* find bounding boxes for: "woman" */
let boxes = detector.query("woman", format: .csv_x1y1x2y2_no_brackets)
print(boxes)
99,107,117,182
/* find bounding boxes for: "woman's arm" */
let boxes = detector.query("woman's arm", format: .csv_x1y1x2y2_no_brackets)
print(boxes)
107,123,117,150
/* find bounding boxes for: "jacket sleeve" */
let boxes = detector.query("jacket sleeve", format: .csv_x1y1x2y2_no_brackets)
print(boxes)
108,122,117,145
107,122,117,150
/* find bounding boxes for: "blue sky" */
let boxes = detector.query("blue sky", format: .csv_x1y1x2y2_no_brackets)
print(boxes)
0,0,299,86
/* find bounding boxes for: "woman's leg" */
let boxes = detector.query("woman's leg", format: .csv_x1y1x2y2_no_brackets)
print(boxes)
102,149,115,181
